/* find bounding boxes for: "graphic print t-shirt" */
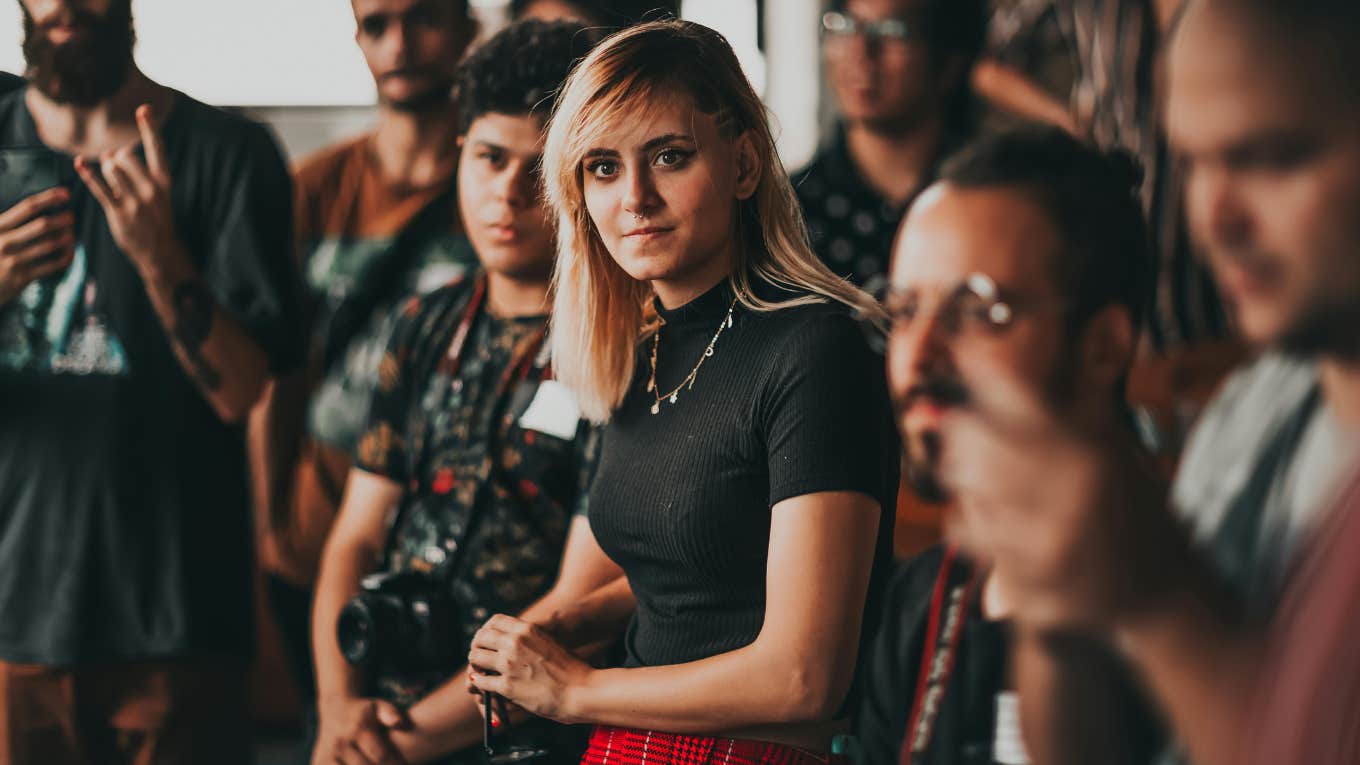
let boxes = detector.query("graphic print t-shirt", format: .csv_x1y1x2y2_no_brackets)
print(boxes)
0,88,303,664
294,136,475,454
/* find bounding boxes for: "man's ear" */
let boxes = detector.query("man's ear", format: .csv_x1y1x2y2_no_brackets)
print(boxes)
734,131,762,201
1079,304,1137,394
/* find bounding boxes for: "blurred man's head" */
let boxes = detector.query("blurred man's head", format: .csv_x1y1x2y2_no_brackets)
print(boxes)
454,19,603,284
887,129,1148,502
510,0,678,26
822,0,985,135
1167,0,1360,358
20,0,135,106
353,0,476,112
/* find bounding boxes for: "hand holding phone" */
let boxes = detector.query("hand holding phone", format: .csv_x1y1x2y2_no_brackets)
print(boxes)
0,179,76,307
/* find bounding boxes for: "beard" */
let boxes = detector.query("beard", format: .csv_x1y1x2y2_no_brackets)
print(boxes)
22,0,136,107
895,343,1082,505
1276,291,1360,359
894,375,970,505
903,429,951,504
381,74,455,114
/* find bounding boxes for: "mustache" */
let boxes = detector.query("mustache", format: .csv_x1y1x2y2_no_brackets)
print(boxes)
900,377,970,411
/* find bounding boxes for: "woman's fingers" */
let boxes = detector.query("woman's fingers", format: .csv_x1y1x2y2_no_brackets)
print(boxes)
468,669,509,696
468,646,506,672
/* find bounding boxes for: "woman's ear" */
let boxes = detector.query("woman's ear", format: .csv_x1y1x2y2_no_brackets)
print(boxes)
1079,304,1137,395
734,131,762,201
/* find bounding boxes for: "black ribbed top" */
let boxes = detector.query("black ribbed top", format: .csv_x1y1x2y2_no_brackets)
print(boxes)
588,278,899,674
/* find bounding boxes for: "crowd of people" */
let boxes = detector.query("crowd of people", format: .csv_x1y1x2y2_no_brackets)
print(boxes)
0,0,1357,764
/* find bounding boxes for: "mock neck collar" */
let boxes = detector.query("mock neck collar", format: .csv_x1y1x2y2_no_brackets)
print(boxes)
654,278,736,330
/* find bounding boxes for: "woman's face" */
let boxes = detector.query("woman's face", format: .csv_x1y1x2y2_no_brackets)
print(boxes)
579,95,760,298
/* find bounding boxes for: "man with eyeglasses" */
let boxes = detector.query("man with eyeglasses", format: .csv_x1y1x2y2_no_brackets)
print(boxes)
792,0,985,293
857,128,1162,765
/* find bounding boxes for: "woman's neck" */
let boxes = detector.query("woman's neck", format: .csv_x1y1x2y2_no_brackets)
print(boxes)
651,247,736,310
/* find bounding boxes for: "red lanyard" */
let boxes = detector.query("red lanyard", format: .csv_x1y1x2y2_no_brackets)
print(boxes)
900,546,979,765
442,273,551,388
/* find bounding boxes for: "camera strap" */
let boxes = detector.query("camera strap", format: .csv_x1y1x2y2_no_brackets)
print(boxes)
900,546,979,765
381,272,551,583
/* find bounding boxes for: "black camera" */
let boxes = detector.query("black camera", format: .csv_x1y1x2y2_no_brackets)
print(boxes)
336,569,463,685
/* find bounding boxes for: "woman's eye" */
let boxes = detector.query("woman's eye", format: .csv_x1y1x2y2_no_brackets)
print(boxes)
586,160,618,179
655,149,690,167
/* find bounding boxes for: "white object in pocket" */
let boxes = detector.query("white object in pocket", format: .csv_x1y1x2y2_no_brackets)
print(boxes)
518,380,582,440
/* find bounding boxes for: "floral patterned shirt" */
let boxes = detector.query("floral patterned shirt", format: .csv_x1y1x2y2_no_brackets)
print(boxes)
354,274,597,701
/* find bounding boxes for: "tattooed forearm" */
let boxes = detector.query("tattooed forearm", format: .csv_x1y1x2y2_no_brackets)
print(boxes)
171,280,223,391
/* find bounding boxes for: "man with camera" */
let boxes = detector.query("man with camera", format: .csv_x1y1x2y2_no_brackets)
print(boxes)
252,0,481,709
0,0,301,762
309,20,620,765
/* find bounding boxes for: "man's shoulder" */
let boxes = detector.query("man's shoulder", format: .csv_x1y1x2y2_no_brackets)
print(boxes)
0,86,28,138
165,93,275,148
1173,352,1319,525
394,272,479,334
790,142,838,195
882,545,962,623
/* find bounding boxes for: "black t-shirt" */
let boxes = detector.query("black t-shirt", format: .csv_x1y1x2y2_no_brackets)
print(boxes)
588,279,899,684
857,547,1009,765
858,546,1165,765
0,88,303,664
0,72,21,95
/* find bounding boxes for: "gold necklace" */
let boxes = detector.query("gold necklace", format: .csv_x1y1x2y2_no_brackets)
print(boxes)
647,297,738,415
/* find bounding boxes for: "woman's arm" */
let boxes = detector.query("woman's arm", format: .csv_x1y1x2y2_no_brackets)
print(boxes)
468,490,880,732
391,515,630,763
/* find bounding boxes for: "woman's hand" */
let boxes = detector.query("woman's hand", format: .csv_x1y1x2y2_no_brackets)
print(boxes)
467,614,595,724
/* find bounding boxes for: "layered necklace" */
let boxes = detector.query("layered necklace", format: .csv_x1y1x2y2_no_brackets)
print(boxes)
646,297,738,415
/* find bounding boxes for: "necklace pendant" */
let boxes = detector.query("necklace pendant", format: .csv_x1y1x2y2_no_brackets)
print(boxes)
670,393,678,404
727,313,733,328
650,402,660,415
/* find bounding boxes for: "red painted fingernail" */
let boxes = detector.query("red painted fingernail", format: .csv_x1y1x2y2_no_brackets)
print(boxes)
491,718,501,728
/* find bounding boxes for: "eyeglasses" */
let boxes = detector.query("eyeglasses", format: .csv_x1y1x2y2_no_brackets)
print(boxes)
857,273,1068,353
821,11,923,47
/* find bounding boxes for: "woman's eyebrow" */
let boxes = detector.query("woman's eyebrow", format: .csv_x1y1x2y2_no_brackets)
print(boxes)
639,133,695,152
584,133,697,159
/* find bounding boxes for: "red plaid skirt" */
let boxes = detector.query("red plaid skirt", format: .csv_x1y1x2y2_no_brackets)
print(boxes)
581,726,843,765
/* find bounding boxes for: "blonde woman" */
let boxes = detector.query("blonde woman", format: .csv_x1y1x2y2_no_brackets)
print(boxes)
468,20,899,764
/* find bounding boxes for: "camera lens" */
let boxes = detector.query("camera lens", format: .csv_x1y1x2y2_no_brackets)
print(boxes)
337,598,379,666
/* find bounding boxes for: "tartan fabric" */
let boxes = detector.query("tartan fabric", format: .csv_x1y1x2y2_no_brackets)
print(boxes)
581,727,840,765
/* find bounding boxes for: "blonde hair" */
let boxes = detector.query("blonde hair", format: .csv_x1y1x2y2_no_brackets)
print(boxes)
545,20,884,423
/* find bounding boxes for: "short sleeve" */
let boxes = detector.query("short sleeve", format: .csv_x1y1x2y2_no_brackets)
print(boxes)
198,120,306,374
352,295,426,482
572,425,602,517
760,311,898,508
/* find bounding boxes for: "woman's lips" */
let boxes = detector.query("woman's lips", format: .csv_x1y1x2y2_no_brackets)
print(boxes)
624,226,675,239
486,223,519,242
